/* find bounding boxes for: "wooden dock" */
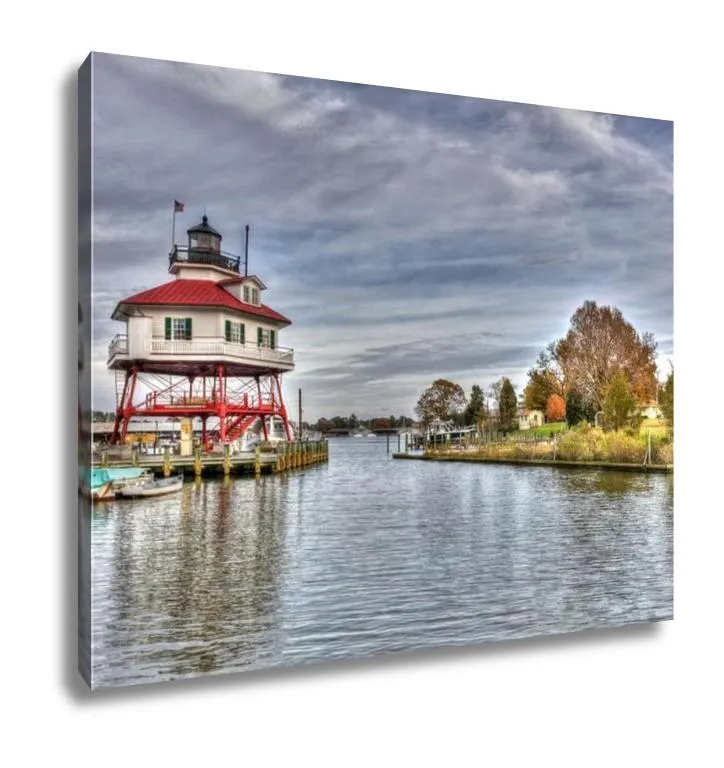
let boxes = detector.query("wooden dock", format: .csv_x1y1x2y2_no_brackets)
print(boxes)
94,440,329,478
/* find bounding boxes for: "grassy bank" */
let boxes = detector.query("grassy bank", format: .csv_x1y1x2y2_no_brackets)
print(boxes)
417,422,673,468
393,453,672,473
508,422,569,439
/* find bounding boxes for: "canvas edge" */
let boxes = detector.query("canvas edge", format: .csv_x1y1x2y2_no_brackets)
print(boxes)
78,52,93,690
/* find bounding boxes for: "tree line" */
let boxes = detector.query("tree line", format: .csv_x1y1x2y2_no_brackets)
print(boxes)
415,300,674,433
308,414,416,432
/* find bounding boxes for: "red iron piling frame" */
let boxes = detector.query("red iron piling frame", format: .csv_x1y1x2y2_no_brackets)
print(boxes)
109,364,292,447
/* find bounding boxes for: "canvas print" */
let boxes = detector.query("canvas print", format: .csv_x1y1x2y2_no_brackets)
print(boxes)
77,52,673,690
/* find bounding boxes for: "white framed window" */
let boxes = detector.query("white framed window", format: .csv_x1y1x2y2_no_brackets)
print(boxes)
165,317,192,340
251,287,260,305
224,320,245,344
257,327,277,348
243,285,251,303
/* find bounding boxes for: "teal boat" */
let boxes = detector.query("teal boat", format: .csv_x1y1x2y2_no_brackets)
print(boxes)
90,467,153,498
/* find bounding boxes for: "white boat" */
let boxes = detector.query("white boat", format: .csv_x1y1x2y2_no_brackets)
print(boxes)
119,476,184,498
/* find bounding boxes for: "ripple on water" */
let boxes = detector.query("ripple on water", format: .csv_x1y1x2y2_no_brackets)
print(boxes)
90,440,673,687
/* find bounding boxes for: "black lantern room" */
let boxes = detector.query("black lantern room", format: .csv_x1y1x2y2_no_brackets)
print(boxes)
187,214,222,253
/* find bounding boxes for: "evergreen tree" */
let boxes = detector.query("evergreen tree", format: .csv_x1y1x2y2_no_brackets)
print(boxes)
566,387,596,427
659,370,674,428
464,384,486,426
499,377,517,431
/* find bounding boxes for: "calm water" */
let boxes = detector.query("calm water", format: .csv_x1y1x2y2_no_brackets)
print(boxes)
90,439,673,688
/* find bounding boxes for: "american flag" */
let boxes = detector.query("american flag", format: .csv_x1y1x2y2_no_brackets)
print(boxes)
173,199,185,213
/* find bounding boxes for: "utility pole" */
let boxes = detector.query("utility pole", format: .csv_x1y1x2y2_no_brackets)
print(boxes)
298,388,303,442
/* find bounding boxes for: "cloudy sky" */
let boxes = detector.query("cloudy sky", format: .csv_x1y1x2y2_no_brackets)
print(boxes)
90,53,673,421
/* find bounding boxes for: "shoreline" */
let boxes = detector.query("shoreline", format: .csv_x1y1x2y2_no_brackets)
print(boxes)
392,453,673,473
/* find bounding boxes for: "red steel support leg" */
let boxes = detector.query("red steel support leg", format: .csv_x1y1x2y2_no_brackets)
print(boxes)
111,369,131,445
218,365,227,443
255,376,269,440
273,373,293,441
119,367,139,444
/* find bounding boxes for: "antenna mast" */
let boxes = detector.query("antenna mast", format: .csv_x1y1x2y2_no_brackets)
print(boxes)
244,224,250,277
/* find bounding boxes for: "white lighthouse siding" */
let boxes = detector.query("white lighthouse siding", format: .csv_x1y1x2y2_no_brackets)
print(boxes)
173,264,237,282
135,307,286,339
149,308,220,339
110,305,292,370
127,316,154,358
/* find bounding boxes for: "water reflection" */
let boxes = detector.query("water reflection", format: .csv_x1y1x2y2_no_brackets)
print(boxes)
91,442,673,687
556,468,657,496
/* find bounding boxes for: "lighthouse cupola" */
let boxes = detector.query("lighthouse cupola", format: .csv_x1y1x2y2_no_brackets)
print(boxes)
188,214,222,253
169,213,241,278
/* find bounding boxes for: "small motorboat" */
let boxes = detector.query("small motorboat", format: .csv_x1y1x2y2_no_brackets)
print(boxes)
119,475,184,499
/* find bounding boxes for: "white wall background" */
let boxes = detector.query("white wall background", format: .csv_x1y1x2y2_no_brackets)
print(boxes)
2,2,722,766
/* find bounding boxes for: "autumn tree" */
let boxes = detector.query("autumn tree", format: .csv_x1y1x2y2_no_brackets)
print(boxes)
526,301,657,414
499,377,518,431
546,393,566,422
524,354,561,411
415,379,467,427
659,370,674,428
602,372,637,432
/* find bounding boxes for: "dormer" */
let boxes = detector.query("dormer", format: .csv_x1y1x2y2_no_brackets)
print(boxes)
220,275,267,306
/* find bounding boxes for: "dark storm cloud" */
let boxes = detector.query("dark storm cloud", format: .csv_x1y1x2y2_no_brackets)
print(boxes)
90,53,673,418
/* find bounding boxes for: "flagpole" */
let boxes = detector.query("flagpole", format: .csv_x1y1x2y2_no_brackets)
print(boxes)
171,205,176,254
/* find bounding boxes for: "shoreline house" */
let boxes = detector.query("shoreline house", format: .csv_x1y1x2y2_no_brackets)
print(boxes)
639,400,662,420
517,408,545,430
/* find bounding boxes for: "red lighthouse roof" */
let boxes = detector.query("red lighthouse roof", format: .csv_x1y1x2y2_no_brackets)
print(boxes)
112,279,292,325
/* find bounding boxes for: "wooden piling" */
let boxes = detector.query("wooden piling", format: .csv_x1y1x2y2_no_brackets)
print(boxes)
223,444,231,475
194,446,203,478
163,447,171,478
255,445,261,477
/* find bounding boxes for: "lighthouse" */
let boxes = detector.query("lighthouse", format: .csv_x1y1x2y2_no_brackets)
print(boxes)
107,213,294,448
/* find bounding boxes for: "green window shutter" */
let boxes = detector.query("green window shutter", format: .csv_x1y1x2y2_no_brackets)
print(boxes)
186,318,192,339
270,330,276,349
225,320,231,342
165,317,171,340
240,323,245,344
257,327,263,346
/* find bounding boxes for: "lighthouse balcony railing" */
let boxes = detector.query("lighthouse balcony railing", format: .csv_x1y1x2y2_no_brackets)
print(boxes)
108,334,128,358
148,337,294,365
169,245,241,273
108,334,293,366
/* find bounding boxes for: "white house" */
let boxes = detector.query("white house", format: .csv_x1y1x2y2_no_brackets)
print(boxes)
639,401,662,420
518,408,545,430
